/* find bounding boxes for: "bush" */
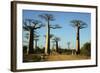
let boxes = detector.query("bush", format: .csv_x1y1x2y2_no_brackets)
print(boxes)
32,55,41,62
80,42,91,56
34,47,45,54
23,46,27,54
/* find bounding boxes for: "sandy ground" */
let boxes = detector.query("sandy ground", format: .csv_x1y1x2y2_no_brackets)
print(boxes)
23,53,90,62
46,54,90,61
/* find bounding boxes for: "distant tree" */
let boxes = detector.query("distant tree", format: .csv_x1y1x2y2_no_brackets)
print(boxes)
34,35,39,49
34,38,39,49
24,33,29,40
70,20,87,55
52,37,60,53
67,42,71,49
81,42,91,56
23,19,44,54
39,14,61,55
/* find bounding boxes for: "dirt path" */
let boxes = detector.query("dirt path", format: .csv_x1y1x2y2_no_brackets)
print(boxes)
23,53,90,62
46,54,90,61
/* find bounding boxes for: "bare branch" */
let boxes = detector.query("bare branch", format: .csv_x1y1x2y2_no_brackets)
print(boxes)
50,24,62,29
34,24,45,29
32,20,41,26
23,26,29,31
39,13,55,21
52,37,61,42
79,22,88,29
23,19,44,30
34,34,40,39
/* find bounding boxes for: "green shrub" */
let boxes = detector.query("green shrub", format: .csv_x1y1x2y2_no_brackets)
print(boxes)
80,42,91,56
23,46,27,54
32,55,41,62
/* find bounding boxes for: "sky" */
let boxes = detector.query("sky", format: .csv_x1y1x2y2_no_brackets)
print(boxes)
22,10,91,49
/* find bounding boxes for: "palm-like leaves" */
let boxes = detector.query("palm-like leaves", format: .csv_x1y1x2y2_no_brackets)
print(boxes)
23,19,44,30
70,20,87,29
70,19,87,54
53,37,60,42
39,14,55,21
23,19,44,54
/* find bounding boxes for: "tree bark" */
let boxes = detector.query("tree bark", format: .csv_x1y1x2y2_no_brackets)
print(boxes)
28,28,34,54
45,20,50,55
56,41,59,53
76,27,80,55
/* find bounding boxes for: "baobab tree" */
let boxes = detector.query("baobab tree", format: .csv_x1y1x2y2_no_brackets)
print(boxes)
23,32,29,54
70,20,87,55
67,42,70,49
52,37,60,53
23,19,44,54
43,34,54,53
52,40,55,51
24,32,39,54
34,35,39,49
39,14,61,55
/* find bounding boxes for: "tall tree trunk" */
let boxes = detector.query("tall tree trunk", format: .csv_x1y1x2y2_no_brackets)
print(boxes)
28,28,34,54
45,20,50,55
56,41,59,53
76,27,80,55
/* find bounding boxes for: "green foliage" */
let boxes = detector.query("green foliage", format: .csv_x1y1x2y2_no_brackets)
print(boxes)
34,47,45,54
23,46,27,54
80,42,91,56
32,55,41,62
70,20,87,29
23,54,42,62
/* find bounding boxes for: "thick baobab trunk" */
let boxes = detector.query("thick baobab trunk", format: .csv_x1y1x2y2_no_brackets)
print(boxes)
28,28,34,54
55,41,59,53
76,27,80,55
45,21,50,55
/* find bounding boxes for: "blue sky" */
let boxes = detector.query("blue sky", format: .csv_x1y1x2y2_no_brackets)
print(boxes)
22,10,91,49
